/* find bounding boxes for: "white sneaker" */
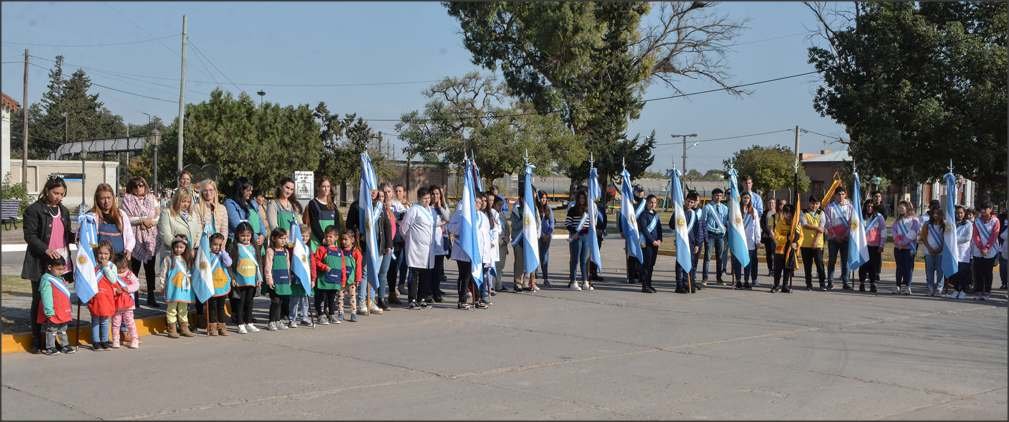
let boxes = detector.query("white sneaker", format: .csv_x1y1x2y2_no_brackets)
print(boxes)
357,308,369,316
288,320,298,329
369,305,383,315
956,291,966,300
278,321,288,330
893,286,902,295
267,322,278,331
247,323,260,332
583,281,594,291
570,282,582,291
237,324,248,334
904,286,912,296
319,315,330,325
532,285,541,292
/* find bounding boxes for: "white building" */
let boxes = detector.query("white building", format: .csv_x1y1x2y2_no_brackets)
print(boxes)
1,91,19,181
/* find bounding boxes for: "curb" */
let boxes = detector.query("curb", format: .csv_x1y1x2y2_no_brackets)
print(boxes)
2,313,167,354
656,249,973,271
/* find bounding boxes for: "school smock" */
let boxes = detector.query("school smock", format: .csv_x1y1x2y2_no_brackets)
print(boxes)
89,210,136,255
312,245,348,291
742,208,761,250
265,248,293,296
230,243,262,288
37,273,72,325
211,251,233,298
305,198,342,251
163,255,194,303
955,221,974,263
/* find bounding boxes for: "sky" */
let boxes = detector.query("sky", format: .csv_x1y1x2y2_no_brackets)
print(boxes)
1,1,849,173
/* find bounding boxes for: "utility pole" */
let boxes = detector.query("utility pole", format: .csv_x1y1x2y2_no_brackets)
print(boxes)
793,125,800,199
670,133,698,173
21,49,28,187
176,15,188,173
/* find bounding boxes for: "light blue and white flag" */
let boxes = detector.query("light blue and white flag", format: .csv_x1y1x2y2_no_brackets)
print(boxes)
360,152,381,290
73,214,99,304
192,224,216,303
586,165,605,269
460,158,484,286
847,171,869,271
726,168,750,268
619,167,643,264
670,169,692,273
289,222,313,296
520,162,541,273
940,171,959,278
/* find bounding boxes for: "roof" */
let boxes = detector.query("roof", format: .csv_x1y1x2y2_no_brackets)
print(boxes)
1,92,20,112
802,150,851,163
48,137,148,159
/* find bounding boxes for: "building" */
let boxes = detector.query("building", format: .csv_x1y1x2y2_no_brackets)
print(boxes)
10,159,119,211
1,91,19,180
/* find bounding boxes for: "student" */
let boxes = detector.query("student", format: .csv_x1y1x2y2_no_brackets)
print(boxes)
36,256,75,355
701,189,729,285
761,198,778,277
564,190,592,291
311,226,344,325
824,187,854,290
859,200,885,293
447,197,478,310
336,231,363,321
673,192,706,293
536,191,555,287
637,195,662,294
800,196,827,290
999,210,1008,290
946,206,974,299
771,204,802,293
918,207,947,297
111,253,140,349
263,228,294,330
88,241,118,350
430,185,451,302
891,201,921,295
374,185,396,310
229,222,262,334
971,202,1000,301
625,185,647,284
402,187,437,309
483,193,504,295
494,196,512,293
510,195,528,292
476,193,496,304
734,191,761,290
160,236,195,338
206,233,234,336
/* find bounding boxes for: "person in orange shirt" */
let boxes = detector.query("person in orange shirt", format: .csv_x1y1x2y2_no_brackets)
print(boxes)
771,204,802,293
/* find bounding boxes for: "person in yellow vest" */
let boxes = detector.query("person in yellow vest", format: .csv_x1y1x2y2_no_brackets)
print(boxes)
771,204,803,293
800,195,827,291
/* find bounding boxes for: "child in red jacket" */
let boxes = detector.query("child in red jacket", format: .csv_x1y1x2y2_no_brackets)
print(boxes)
88,241,117,351
311,226,343,325
37,255,75,355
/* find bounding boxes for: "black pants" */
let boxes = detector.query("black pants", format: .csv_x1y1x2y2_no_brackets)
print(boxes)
801,247,825,288
30,279,42,351
207,296,226,324
773,253,794,289
973,257,996,293
733,250,758,283
388,244,404,289
641,246,658,289
457,261,472,304
955,262,972,291
130,256,157,305
626,255,641,281
268,290,290,322
314,289,337,317
433,255,446,299
409,267,430,302
234,286,256,324
763,239,775,274
857,246,882,285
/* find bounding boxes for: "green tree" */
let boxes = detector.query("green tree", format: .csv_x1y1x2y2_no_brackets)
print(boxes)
315,103,386,203
807,1,1007,200
702,169,726,181
723,145,810,195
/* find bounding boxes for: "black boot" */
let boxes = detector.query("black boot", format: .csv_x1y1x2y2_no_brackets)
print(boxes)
859,282,865,292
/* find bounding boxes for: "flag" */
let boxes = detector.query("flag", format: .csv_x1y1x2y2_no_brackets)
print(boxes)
359,152,381,290
587,165,605,269
73,214,99,304
619,167,642,264
289,222,313,296
847,171,869,271
471,155,484,193
460,158,484,286
670,169,692,273
820,177,842,210
726,168,750,268
940,171,959,278
785,190,802,263
191,225,216,303
520,162,541,273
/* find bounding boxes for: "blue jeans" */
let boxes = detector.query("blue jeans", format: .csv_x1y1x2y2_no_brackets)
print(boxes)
377,252,392,301
90,316,110,344
894,248,915,287
569,234,590,282
538,236,551,282
703,232,727,281
924,254,944,292
827,239,850,286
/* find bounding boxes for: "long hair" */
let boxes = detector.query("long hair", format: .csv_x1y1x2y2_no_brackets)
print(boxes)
315,176,336,210
275,177,303,214
36,176,67,203
482,192,496,230
170,188,195,217
230,177,253,213
536,190,550,216
740,191,754,216
430,185,446,209
574,190,588,215
126,176,148,195
90,183,123,231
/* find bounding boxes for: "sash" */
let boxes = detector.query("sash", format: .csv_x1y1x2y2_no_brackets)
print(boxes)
635,200,646,217
685,209,696,234
894,218,917,253
927,223,943,251
44,274,71,298
864,214,882,232
743,212,754,231
645,213,657,233
975,218,993,243
705,204,726,233
828,201,850,229
577,211,591,232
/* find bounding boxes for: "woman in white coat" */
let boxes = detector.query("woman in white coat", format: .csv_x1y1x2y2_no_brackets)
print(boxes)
479,192,500,301
402,187,436,309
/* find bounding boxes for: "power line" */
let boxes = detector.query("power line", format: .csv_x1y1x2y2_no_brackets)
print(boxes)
642,71,819,103
28,55,211,97
654,128,793,148
187,38,242,93
800,127,846,141
90,82,176,103
2,34,178,48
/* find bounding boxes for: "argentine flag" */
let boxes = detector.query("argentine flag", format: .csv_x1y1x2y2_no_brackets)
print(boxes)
847,171,869,271
520,163,541,273
586,165,605,269
670,169,692,273
192,224,216,303
73,214,99,304
940,171,959,277
619,168,643,264
460,158,484,286
359,153,381,290
726,168,750,268
289,222,313,296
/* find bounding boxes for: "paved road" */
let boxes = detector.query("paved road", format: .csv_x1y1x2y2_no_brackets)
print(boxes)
2,237,1007,420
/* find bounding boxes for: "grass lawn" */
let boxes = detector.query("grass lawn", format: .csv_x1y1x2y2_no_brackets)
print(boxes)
2,276,31,295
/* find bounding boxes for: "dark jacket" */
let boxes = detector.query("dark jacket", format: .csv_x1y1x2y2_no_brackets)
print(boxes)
669,207,707,250
306,198,344,241
376,207,394,253
345,200,360,234
638,209,663,247
21,200,74,280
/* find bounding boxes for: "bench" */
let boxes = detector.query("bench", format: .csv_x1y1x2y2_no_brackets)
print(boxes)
1,199,22,231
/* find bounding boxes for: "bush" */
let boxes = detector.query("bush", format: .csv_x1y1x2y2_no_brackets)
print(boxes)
1,174,30,215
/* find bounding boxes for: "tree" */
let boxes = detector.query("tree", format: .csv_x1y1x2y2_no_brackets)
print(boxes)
807,1,1007,200
315,103,386,203
723,145,810,195
702,169,725,181
444,1,742,190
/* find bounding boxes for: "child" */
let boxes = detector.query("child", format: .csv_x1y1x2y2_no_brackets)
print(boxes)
891,201,921,295
288,239,314,329
206,233,233,336
859,200,885,293
264,228,293,331
947,206,974,299
37,256,75,355
972,202,1000,300
88,241,117,350
919,207,946,296
311,226,343,325
111,253,140,349
160,235,195,338
229,222,262,334
734,191,761,290
771,204,802,293
337,231,362,322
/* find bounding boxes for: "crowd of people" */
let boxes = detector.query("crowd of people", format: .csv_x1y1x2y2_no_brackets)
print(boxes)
20,170,1008,356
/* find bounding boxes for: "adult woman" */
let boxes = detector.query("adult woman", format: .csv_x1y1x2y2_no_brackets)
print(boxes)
21,177,75,353
303,176,342,252
374,186,395,310
493,196,510,293
536,191,554,287
194,179,229,236
122,176,161,308
429,185,450,302
401,187,436,309
176,170,200,207
87,183,136,257
157,188,202,269
267,177,303,235
564,190,592,290
224,177,266,247
972,202,1000,300
482,192,503,294
734,191,761,290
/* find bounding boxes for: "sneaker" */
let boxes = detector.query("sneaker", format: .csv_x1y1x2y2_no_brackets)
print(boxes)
60,346,76,354
475,301,488,309
420,300,430,309
349,313,359,322
331,314,342,324
904,286,912,296
267,322,278,331
301,319,315,328
978,294,987,301
457,302,471,310
41,347,59,356
892,287,902,295
238,324,248,334
369,304,383,315
247,323,260,332
337,312,345,322
532,285,541,292
570,283,582,291
583,282,593,291
319,315,330,325
278,321,289,330
358,308,369,316
287,320,298,329
409,301,419,310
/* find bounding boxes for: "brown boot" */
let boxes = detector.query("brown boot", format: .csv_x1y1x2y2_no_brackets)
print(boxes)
218,322,229,336
179,323,195,337
167,323,179,338
207,322,218,336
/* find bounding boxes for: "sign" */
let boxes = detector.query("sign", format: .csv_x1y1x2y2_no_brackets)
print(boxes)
51,173,84,182
293,171,314,200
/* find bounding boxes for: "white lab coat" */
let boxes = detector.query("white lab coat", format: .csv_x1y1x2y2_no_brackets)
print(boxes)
402,204,435,269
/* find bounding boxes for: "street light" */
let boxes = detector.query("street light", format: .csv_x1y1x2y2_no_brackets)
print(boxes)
670,133,698,174
150,128,162,194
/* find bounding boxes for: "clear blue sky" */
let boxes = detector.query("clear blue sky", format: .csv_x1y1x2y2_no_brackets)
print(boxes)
1,1,847,173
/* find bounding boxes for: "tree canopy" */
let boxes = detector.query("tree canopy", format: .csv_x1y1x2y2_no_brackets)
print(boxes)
723,145,810,195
